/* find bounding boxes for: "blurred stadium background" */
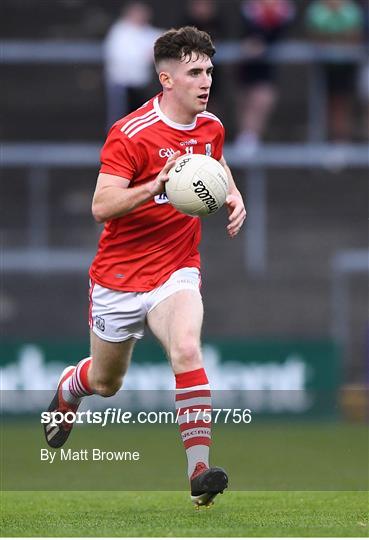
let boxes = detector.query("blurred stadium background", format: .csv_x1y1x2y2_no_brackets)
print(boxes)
1,0,368,429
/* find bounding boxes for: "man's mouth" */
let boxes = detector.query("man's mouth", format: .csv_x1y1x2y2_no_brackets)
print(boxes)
197,94,209,102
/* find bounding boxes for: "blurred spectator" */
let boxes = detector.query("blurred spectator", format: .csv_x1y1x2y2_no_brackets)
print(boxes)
234,0,295,154
103,2,161,129
180,0,226,115
181,0,224,40
306,0,364,141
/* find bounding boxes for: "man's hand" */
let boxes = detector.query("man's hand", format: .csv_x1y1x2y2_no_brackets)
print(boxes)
148,151,181,196
226,192,246,238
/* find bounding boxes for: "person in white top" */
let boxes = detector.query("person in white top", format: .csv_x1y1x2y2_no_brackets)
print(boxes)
104,2,162,128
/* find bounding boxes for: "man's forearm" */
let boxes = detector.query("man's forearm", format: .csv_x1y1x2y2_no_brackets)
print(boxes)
92,183,155,223
220,157,242,196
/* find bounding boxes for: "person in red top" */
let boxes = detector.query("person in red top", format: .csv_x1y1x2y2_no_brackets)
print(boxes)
90,91,225,292
44,26,246,507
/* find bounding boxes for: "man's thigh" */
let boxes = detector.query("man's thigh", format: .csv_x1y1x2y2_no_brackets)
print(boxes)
89,330,136,381
146,289,204,369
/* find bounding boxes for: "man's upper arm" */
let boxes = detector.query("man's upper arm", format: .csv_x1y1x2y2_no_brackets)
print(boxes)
95,172,130,193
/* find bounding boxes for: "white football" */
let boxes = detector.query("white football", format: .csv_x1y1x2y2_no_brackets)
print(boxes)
166,154,228,217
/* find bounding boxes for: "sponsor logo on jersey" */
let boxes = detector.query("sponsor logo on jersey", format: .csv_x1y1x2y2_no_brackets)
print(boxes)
159,148,175,158
205,143,212,156
154,193,169,204
180,138,198,146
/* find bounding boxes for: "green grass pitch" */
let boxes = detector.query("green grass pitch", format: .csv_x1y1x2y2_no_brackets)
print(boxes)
1,490,368,537
1,421,368,536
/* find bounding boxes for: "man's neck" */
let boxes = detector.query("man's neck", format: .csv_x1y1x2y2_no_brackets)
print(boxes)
158,94,196,126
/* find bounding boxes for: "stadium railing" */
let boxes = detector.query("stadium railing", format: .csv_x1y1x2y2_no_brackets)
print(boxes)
1,39,368,141
3,141,368,271
331,249,369,356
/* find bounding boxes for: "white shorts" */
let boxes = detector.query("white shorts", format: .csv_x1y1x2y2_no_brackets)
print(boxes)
89,267,201,342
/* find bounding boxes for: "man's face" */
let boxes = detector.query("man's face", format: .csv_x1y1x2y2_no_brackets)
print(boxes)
163,53,213,118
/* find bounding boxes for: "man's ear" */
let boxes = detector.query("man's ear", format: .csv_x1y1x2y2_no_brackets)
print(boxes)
159,71,173,89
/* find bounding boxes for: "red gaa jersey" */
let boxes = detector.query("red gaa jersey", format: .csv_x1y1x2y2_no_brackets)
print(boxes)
89,93,225,292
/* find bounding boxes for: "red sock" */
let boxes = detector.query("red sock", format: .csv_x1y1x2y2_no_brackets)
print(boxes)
61,357,93,404
175,368,212,477
70,357,92,397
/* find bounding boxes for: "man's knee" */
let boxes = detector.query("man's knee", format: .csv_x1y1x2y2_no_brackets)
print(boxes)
89,334,134,397
170,339,202,372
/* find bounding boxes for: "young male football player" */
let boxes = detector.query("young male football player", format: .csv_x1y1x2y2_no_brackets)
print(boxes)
44,26,246,507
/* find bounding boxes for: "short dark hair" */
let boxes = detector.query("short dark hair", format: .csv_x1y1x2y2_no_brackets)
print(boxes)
154,26,216,66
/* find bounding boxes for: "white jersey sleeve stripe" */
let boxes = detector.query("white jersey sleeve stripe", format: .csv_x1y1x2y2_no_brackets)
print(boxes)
128,117,161,138
124,112,158,136
122,111,157,135
121,108,155,132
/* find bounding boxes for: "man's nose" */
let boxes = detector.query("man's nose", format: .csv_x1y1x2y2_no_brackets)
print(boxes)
201,74,211,88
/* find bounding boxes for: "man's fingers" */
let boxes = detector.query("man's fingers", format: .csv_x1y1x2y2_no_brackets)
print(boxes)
229,209,246,224
167,150,181,163
227,207,246,237
162,151,181,173
228,215,245,229
161,162,172,175
169,150,181,159
225,194,246,237
228,206,243,221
